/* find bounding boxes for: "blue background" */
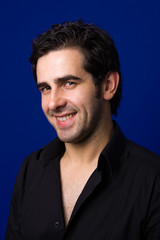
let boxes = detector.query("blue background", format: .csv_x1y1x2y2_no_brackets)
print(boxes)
1,0,160,238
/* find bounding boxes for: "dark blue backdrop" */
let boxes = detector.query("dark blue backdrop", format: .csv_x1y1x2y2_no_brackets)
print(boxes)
1,0,160,238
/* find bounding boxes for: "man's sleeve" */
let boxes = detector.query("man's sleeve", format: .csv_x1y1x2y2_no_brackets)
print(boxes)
5,186,22,239
5,156,31,240
144,172,160,239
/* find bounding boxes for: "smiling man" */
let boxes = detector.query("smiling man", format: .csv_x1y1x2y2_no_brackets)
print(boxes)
6,20,160,240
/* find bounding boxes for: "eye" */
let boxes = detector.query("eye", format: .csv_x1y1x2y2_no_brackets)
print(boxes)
39,85,51,93
65,81,76,88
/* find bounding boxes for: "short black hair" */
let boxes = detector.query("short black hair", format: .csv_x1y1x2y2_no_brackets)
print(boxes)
29,19,122,115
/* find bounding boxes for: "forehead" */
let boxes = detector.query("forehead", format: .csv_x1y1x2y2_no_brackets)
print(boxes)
36,48,85,82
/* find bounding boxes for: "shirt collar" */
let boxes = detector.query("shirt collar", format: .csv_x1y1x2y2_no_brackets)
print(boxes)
99,121,126,176
41,121,126,174
41,137,65,167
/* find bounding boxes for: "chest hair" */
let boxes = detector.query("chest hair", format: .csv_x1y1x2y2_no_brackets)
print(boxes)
60,163,96,226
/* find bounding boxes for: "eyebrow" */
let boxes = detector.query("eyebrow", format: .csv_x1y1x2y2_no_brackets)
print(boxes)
37,75,81,89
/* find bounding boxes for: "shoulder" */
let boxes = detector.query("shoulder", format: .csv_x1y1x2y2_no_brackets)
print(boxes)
19,137,64,173
125,139,160,175
13,138,64,203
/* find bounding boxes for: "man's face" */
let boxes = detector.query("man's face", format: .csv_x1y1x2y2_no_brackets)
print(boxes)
36,48,107,143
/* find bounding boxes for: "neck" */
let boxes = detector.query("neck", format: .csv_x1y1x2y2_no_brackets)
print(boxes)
63,119,114,167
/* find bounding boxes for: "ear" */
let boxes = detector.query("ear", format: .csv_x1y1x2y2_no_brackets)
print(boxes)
102,71,120,100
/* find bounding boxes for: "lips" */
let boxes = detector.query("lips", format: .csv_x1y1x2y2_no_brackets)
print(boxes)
57,113,76,122
54,112,77,128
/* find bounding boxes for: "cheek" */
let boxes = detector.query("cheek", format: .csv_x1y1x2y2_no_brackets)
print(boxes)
71,86,95,104
70,90,96,113
41,96,48,113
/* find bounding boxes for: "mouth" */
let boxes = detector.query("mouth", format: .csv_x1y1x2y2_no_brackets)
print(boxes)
56,113,76,122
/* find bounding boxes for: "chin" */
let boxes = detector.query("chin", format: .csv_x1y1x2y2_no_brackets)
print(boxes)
57,133,81,144
58,136,77,143
58,132,91,144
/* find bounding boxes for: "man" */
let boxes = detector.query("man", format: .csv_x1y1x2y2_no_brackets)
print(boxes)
6,20,160,240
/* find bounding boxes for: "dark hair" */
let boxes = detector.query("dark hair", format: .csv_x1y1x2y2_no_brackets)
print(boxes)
29,19,122,115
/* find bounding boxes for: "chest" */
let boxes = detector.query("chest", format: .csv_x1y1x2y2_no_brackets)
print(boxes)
19,159,149,240
60,166,95,225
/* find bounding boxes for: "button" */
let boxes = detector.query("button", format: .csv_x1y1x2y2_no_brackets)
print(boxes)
55,221,60,228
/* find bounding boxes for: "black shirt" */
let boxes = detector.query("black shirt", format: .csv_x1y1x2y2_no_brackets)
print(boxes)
6,122,160,240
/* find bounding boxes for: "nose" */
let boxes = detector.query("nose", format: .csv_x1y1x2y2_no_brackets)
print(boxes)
48,89,67,112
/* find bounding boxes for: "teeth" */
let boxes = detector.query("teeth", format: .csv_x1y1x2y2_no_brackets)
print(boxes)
57,114,74,122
